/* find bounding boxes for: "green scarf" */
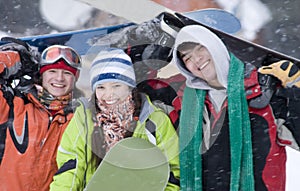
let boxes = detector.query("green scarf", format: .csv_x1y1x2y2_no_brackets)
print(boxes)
179,54,254,191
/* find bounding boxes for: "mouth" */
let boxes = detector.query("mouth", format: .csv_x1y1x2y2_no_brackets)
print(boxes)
51,83,65,88
198,61,209,71
104,100,118,105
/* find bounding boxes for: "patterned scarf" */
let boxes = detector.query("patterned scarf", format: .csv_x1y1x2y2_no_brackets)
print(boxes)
36,85,72,112
95,95,135,152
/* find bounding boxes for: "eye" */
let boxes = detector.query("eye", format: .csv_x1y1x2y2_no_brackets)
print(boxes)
182,54,191,63
64,70,73,76
47,69,57,73
113,84,121,88
96,85,105,90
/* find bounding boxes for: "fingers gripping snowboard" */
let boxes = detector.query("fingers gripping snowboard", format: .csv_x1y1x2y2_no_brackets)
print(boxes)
84,137,170,191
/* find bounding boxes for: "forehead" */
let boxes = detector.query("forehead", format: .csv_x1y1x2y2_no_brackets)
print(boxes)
180,44,202,56
178,41,199,52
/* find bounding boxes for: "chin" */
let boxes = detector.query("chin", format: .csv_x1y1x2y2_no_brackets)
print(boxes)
50,91,68,97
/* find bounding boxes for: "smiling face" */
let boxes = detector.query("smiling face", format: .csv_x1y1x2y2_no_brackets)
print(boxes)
179,43,223,88
180,44,216,80
95,81,131,107
42,68,76,97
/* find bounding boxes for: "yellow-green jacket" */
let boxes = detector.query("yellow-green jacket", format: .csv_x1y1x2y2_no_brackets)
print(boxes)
50,94,180,191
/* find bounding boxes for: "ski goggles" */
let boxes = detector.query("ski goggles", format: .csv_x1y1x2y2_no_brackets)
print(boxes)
40,45,82,69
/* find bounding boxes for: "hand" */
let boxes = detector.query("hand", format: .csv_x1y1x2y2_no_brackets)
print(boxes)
0,37,40,82
0,51,22,78
258,60,300,88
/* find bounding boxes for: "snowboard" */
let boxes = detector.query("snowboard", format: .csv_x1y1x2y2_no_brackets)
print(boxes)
76,0,300,65
2,7,300,119
1,0,299,66
1,6,300,100
174,12,300,68
84,137,170,191
183,8,241,35
0,8,241,55
78,0,241,34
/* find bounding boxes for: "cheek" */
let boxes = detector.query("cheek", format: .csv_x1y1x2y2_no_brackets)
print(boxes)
119,91,131,101
186,63,193,72
95,90,104,100
68,77,76,87
41,75,49,87
64,75,76,86
113,87,131,102
119,87,131,97
186,63,198,75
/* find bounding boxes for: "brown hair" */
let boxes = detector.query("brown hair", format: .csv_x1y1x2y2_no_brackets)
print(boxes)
177,42,199,58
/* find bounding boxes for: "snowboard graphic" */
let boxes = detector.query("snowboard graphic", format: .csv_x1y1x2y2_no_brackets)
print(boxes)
84,137,169,191
183,8,241,34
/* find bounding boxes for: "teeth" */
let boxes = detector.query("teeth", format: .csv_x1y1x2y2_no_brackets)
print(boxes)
200,61,209,70
106,100,117,105
52,83,64,88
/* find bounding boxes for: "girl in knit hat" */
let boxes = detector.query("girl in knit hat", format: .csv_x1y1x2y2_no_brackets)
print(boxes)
0,43,83,191
173,25,300,191
50,48,180,191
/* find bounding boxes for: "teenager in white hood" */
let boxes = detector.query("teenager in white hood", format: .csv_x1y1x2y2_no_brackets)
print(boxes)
173,25,300,191
173,25,230,113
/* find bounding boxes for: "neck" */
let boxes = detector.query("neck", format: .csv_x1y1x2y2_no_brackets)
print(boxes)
207,79,225,89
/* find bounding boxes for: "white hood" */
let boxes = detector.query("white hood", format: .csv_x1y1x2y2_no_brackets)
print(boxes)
172,25,230,90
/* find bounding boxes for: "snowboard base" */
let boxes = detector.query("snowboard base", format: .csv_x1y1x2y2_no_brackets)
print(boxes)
84,137,169,191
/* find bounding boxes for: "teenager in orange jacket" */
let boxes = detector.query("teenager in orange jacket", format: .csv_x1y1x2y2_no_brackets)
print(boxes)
0,41,82,191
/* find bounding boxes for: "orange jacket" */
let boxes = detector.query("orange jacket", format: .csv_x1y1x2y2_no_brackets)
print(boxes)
0,91,74,191
0,51,75,191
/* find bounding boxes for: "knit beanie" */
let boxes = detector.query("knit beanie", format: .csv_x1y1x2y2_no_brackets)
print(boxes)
40,59,79,79
90,48,136,91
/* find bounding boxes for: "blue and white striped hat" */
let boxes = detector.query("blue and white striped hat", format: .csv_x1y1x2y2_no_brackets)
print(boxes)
90,48,136,91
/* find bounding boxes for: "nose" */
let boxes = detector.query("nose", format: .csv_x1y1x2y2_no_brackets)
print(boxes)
56,71,65,81
103,88,114,100
192,56,202,67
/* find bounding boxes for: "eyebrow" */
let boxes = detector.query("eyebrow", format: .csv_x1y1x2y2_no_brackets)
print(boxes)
179,51,190,59
196,44,203,50
180,53,186,59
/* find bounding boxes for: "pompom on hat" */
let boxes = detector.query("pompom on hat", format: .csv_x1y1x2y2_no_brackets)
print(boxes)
90,48,136,91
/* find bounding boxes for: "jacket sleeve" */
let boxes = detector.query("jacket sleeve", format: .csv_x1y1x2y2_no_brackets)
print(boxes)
257,60,300,150
50,102,96,191
0,51,20,75
150,110,180,191
0,51,20,124
272,87,300,150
